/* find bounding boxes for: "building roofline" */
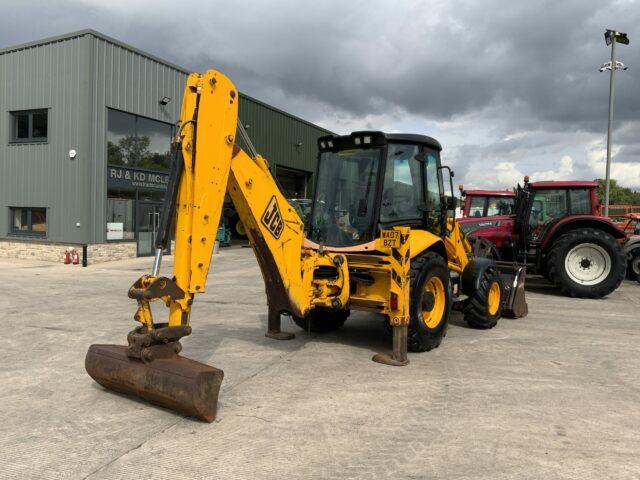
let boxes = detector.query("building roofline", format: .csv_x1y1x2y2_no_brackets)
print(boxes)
0,29,334,134
239,92,333,134
0,29,192,74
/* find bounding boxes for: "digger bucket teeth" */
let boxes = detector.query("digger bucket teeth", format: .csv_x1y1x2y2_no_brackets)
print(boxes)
85,344,224,422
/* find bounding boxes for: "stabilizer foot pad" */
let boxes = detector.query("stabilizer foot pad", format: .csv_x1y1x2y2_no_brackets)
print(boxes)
372,353,409,366
265,331,295,340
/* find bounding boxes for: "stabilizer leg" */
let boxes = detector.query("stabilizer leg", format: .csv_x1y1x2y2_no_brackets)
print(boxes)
265,307,295,340
372,324,409,366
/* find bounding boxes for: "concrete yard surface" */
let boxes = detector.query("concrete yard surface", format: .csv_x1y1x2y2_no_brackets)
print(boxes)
1,247,639,479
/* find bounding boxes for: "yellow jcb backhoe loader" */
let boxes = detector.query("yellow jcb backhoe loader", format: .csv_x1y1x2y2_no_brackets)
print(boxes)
86,70,527,422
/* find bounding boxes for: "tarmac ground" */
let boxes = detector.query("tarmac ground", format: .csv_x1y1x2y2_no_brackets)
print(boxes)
1,246,639,479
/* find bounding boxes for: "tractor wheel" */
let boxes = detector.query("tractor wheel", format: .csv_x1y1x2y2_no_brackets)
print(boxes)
231,215,248,239
463,268,504,329
627,247,640,281
407,251,451,352
547,228,625,298
293,308,350,332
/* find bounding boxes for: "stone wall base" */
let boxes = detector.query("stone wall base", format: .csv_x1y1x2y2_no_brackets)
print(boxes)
0,239,137,264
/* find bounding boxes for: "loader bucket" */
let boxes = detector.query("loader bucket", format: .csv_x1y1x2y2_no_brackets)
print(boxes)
495,264,528,319
85,344,224,422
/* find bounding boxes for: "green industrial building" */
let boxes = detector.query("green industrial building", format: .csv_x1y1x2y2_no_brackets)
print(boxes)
0,29,330,262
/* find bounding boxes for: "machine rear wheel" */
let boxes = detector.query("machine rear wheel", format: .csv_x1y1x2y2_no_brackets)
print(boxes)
293,308,350,332
463,268,504,329
627,247,640,281
547,228,625,298
407,252,451,352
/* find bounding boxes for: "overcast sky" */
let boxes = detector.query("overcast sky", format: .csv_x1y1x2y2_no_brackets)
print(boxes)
2,0,639,190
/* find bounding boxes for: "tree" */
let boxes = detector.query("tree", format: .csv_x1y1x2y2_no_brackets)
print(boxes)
596,179,640,205
107,134,172,171
118,134,150,166
107,141,124,165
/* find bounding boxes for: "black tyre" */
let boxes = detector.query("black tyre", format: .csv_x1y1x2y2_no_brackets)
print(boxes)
463,268,504,329
293,308,350,332
627,247,640,281
546,228,626,298
407,251,451,352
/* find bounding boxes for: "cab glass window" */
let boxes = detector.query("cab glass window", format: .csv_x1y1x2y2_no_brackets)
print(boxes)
469,196,485,217
424,151,443,232
380,144,422,223
569,189,591,215
529,189,567,229
487,196,515,216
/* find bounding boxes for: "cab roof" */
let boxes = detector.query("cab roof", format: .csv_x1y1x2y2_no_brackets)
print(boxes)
530,180,599,189
318,131,442,152
465,189,515,197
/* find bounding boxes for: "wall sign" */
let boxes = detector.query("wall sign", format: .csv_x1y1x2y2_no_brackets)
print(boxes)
107,222,124,240
107,166,169,190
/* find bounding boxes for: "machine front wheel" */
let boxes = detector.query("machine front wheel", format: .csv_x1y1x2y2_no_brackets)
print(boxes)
407,252,451,352
463,268,504,329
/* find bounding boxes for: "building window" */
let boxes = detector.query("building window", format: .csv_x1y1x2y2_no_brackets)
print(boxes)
107,109,173,171
10,109,48,143
10,207,47,236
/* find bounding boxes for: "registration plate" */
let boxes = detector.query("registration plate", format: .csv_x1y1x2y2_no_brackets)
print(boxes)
378,229,401,248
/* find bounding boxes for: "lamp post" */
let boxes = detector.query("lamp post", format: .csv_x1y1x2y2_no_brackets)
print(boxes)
600,29,629,216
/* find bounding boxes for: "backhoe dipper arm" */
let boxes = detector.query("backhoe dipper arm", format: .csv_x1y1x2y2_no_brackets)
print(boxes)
133,69,345,333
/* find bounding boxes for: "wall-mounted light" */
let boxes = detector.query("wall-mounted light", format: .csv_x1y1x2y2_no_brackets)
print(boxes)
69,149,77,159
295,141,303,147
244,124,250,129
159,96,171,106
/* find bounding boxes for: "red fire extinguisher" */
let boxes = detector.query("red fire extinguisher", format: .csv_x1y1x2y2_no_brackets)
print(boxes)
72,248,80,265
64,248,71,264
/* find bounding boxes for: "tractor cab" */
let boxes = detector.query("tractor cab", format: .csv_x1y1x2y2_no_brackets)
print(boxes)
308,132,448,247
516,179,601,245
459,188,516,218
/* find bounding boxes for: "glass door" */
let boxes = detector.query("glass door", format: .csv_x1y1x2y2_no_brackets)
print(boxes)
136,202,162,256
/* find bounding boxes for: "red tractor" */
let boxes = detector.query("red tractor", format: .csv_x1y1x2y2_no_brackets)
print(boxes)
458,186,515,219
458,178,627,298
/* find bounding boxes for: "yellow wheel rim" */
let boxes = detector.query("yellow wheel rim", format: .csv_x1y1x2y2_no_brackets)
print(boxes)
488,281,501,316
236,221,246,236
422,276,446,329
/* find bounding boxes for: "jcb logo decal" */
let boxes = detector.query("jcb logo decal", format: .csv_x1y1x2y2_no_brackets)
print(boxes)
261,196,284,239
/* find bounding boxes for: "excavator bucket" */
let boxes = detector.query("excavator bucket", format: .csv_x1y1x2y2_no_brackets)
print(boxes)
85,344,224,422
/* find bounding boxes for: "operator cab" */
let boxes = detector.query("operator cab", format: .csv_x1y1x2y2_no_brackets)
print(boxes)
308,131,447,247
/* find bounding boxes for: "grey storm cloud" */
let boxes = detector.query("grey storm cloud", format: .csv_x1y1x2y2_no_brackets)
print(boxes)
1,0,639,187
